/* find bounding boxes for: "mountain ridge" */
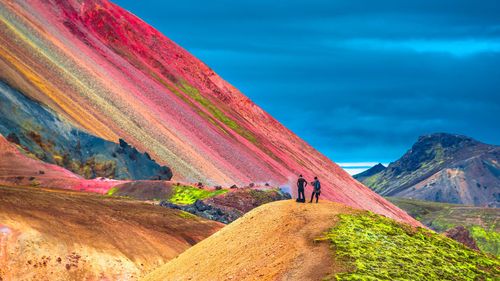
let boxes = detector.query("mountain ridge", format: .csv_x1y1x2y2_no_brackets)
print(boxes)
356,133,500,206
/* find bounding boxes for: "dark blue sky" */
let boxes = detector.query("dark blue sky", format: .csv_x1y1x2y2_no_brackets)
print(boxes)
114,0,500,165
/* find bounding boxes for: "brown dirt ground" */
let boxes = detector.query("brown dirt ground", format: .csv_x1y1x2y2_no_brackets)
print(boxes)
0,185,223,281
143,199,358,281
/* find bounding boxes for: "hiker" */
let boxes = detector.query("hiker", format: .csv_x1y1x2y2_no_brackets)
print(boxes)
310,176,321,203
296,175,307,202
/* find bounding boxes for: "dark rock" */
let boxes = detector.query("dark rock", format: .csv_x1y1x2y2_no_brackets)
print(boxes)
6,132,20,145
118,138,128,148
230,184,238,189
444,226,480,251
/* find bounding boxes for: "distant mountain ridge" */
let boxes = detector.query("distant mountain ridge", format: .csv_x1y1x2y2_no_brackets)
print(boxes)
355,133,500,207
353,163,386,182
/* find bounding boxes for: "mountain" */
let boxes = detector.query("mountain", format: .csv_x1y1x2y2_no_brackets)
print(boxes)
355,133,500,207
144,200,499,281
353,163,386,182
0,185,222,280
0,0,417,225
0,81,171,180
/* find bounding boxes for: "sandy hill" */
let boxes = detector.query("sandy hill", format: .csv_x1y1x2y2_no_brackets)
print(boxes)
0,185,223,280
143,200,355,281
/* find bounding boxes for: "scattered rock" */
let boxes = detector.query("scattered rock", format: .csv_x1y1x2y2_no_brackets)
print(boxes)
444,226,479,251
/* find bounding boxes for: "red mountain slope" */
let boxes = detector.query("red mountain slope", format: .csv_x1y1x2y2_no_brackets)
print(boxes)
0,0,418,226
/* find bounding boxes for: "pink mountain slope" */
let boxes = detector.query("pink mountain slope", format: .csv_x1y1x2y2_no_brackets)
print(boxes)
0,0,419,226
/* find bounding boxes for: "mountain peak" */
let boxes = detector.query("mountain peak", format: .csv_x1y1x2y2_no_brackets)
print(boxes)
353,163,386,181
416,133,479,149
356,132,499,206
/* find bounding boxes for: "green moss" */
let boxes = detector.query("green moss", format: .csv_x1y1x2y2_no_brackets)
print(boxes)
169,185,228,205
322,212,499,280
177,210,198,220
178,80,258,144
470,226,500,257
106,187,119,196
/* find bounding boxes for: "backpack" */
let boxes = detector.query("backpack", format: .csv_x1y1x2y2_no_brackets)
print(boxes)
314,180,321,192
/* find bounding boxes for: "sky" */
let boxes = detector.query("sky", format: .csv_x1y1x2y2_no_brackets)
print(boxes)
114,0,500,174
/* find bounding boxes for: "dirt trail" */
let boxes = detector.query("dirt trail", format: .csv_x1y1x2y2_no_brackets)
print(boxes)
0,185,223,280
144,200,358,281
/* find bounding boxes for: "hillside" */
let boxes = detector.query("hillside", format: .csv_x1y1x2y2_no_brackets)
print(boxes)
0,133,125,193
0,0,417,225
0,185,222,281
388,197,500,256
0,80,171,180
144,200,499,281
356,133,500,206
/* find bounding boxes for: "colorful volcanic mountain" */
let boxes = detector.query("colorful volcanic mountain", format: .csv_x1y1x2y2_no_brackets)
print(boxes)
0,0,417,225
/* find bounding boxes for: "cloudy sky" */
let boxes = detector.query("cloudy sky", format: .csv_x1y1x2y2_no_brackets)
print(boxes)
114,0,500,172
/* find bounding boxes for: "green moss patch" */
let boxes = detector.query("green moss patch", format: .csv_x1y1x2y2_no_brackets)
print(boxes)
106,187,119,196
169,185,228,205
470,226,500,257
178,80,258,144
322,212,499,280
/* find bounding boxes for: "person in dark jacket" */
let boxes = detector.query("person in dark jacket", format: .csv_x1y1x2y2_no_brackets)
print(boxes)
310,176,321,203
296,175,307,202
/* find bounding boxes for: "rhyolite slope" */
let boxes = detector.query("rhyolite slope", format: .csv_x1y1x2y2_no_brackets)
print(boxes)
0,80,171,180
0,0,417,226
356,133,500,207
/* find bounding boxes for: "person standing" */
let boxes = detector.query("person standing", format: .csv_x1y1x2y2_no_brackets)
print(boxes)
310,176,321,203
296,175,307,202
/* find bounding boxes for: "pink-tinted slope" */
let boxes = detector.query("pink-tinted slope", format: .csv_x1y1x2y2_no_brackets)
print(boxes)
0,135,126,193
0,0,419,226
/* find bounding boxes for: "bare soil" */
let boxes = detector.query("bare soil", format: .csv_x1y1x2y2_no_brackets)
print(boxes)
144,200,358,281
0,185,223,280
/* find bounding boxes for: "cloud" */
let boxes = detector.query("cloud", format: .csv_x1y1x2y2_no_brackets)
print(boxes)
338,38,500,56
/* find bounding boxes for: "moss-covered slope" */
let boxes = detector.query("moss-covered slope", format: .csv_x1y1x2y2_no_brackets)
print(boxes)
323,212,499,280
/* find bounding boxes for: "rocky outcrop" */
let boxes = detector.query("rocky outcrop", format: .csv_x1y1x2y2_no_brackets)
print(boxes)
0,81,172,180
160,188,292,224
444,226,480,251
356,133,499,206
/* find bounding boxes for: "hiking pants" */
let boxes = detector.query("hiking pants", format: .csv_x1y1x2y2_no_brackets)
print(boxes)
310,191,319,203
298,188,305,200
